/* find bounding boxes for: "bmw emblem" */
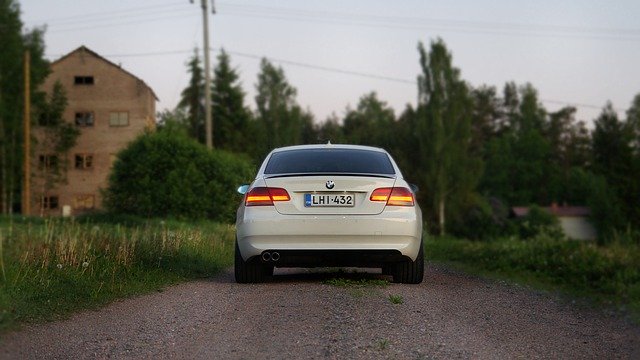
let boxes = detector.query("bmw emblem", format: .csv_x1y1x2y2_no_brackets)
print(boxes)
325,180,335,189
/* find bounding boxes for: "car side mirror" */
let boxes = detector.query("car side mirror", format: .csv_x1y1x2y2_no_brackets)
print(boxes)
237,184,249,195
409,183,419,194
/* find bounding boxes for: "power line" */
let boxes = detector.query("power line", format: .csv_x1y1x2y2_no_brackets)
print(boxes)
28,2,182,24
46,12,198,34
218,10,640,42
217,2,640,37
224,49,416,85
46,47,621,113
26,2,640,42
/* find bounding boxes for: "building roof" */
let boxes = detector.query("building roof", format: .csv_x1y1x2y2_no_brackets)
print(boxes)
511,206,591,218
51,45,159,101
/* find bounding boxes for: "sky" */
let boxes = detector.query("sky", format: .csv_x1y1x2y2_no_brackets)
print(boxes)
18,0,640,126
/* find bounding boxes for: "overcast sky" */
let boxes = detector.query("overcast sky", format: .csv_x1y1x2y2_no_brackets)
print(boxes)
19,0,640,125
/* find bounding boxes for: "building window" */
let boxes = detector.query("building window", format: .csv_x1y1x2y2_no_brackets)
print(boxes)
109,112,129,127
40,196,59,210
38,154,59,170
74,76,94,85
75,112,94,127
73,194,95,210
75,154,93,169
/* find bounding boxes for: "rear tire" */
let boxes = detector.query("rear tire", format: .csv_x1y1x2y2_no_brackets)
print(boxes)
234,240,269,283
391,241,424,284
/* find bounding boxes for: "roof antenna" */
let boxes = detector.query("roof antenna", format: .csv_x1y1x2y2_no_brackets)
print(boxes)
327,140,331,145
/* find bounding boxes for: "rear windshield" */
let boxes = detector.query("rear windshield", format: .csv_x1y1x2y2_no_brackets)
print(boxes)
264,149,395,175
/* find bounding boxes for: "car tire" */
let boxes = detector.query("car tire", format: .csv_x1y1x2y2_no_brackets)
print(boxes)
234,240,269,283
391,241,424,284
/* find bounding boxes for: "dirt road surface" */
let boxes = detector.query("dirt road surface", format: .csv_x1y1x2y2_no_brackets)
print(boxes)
1,264,639,359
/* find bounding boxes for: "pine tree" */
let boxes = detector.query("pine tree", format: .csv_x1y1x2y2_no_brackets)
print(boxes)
470,85,500,152
178,49,205,143
592,103,632,180
254,58,300,155
211,49,251,153
627,93,640,154
591,102,636,230
625,94,640,228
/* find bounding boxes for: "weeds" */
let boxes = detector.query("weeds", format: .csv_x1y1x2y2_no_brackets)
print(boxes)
0,218,235,331
388,294,404,304
324,277,389,299
377,338,389,350
324,278,388,287
427,233,640,317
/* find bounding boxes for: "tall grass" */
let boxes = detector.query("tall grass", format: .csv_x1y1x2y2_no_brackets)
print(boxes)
0,218,235,331
426,233,640,317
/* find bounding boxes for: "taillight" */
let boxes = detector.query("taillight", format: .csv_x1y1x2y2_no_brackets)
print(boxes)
245,187,290,206
370,188,392,202
370,187,414,206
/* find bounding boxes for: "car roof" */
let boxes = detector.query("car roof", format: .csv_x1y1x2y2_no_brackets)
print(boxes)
270,143,388,154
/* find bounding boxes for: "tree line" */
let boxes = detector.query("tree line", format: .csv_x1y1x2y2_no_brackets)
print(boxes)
165,41,640,241
1,0,638,241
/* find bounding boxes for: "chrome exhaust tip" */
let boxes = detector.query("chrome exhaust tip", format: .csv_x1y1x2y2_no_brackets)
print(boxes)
261,252,271,262
271,252,280,262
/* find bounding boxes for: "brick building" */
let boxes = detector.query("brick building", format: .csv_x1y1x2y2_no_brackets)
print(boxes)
31,46,157,216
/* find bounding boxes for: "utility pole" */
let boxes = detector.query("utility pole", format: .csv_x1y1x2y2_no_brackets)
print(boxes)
22,50,31,215
192,0,215,149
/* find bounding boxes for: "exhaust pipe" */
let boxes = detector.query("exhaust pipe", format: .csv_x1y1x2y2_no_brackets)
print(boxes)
261,252,271,262
271,252,280,262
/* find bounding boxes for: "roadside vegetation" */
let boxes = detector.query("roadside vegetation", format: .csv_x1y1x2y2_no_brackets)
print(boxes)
104,130,254,222
427,233,640,319
0,216,235,331
324,277,389,299
2,0,639,333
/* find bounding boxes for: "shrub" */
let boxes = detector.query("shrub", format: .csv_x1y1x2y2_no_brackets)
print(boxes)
449,196,516,240
104,131,254,222
517,205,564,239
426,235,640,312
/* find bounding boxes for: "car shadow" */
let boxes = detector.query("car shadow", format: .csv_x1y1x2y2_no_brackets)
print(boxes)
210,267,392,284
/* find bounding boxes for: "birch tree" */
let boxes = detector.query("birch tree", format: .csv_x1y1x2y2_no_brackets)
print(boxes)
415,39,482,235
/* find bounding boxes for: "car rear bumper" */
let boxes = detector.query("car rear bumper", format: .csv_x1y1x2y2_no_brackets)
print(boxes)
236,206,423,263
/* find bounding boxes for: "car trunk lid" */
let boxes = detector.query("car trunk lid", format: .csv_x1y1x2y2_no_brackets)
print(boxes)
264,175,396,215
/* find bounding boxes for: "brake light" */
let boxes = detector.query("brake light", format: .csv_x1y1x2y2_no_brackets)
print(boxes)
370,188,392,202
370,187,414,206
245,187,290,206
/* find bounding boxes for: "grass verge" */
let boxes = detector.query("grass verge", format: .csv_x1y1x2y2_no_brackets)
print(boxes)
426,234,640,320
0,216,235,332
324,277,389,298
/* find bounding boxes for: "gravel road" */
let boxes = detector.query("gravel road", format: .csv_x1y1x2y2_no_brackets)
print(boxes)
1,264,639,359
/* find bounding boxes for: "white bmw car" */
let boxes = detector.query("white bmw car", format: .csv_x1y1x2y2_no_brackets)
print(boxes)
235,144,424,284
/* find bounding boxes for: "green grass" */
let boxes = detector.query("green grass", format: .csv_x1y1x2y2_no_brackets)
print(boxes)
388,294,404,304
0,216,235,332
426,233,640,319
324,277,389,287
376,338,390,351
324,277,389,298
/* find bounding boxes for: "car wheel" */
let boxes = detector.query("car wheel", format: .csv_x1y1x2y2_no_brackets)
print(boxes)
391,240,424,284
234,240,269,283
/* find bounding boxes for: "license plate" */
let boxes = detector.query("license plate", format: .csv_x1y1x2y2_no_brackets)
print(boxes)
304,193,354,207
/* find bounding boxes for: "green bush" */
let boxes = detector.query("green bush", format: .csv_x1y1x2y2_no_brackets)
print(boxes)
426,234,640,313
449,196,516,240
104,131,255,222
517,205,564,239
